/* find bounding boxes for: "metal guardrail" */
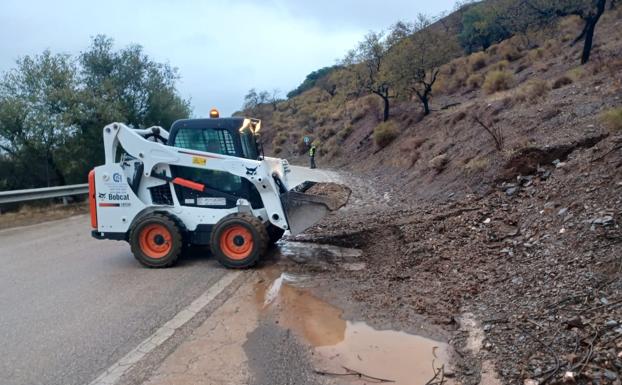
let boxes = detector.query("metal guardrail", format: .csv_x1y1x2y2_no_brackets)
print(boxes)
0,184,89,204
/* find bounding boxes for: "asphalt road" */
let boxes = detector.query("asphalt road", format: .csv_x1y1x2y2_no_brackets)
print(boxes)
0,165,338,385
0,215,228,385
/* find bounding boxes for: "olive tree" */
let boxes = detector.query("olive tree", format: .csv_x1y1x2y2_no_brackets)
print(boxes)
342,31,394,122
387,15,459,115
522,0,608,64
0,51,79,187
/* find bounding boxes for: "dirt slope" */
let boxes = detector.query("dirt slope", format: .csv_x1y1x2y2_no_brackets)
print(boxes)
299,131,622,384
255,7,622,385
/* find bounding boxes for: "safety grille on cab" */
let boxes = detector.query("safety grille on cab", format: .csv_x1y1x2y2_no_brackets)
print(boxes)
149,184,173,205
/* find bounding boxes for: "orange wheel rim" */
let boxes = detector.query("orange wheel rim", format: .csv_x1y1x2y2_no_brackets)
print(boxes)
220,225,254,260
139,224,172,259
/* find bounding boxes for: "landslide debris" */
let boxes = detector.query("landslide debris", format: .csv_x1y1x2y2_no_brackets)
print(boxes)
295,134,622,385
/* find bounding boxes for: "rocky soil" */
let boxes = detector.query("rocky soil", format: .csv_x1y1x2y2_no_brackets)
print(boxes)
290,133,622,384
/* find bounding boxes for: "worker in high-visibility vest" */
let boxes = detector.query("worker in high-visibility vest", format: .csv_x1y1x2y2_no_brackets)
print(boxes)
309,144,317,169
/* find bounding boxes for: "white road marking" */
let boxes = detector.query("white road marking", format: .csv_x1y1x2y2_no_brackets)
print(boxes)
88,270,242,385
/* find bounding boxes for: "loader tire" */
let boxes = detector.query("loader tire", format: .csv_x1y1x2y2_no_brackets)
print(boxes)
210,213,268,269
266,224,285,246
130,213,183,268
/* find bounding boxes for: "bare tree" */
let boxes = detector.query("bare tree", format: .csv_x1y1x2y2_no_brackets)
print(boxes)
473,115,504,151
523,0,608,64
342,32,394,122
387,14,459,115
269,89,281,111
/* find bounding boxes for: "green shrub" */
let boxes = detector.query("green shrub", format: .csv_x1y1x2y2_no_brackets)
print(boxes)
467,73,484,89
483,70,515,94
470,52,487,71
373,121,400,148
602,107,622,132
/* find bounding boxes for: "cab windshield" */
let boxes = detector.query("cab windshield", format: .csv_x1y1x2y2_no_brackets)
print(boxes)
240,130,259,160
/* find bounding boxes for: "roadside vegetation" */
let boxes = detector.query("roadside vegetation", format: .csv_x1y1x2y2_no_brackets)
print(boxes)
0,36,190,191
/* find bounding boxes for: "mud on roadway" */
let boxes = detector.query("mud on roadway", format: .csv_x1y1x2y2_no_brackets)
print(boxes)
248,136,622,385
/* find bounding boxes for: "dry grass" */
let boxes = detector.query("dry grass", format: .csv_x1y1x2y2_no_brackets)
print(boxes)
272,132,288,146
486,44,499,56
483,70,515,94
491,60,510,71
514,79,550,104
0,202,88,230
469,52,488,71
558,15,583,42
601,107,622,132
498,41,523,62
552,75,573,89
373,120,400,148
436,57,471,94
399,136,427,152
429,153,449,172
463,156,490,175
336,124,353,142
527,47,545,62
567,67,585,81
467,73,484,90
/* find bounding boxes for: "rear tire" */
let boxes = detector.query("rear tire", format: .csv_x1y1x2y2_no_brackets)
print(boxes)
210,213,268,268
129,213,183,268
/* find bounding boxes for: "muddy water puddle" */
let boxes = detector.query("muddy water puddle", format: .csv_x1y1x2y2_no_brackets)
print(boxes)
256,270,450,385
273,240,366,271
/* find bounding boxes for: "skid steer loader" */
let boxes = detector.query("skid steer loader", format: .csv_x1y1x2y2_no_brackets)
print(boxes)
89,113,343,268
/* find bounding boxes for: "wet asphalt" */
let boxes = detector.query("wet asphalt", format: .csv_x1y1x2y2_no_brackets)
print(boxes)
0,166,340,385
244,318,326,385
0,215,228,385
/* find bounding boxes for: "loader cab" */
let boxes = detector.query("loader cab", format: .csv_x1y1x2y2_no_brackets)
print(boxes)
168,118,261,160
167,118,264,210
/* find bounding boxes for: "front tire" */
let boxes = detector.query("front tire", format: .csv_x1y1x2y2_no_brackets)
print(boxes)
129,214,183,268
210,213,268,268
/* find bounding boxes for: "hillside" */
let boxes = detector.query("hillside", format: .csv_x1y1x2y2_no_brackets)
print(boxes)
248,4,622,385
252,6,622,202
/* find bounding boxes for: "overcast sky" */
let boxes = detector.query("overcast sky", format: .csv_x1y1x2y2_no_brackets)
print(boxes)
0,0,457,117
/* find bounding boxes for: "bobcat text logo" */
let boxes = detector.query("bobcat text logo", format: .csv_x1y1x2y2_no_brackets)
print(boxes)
108,193,130,201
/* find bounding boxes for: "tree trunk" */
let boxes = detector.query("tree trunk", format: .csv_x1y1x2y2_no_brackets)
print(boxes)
382,95,390,122
581,0,606,64
422,97,430,116
47,153,66,186
414,85,433,116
